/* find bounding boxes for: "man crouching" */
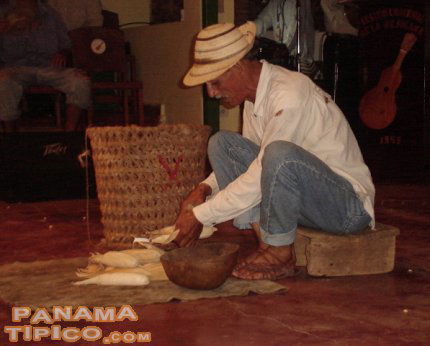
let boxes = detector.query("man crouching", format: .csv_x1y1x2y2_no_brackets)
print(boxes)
174,22,375,281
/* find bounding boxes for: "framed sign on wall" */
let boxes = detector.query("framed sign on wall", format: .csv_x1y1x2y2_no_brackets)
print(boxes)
357,0,428,182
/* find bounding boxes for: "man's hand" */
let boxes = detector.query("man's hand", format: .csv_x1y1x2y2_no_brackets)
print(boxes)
173,184,212,247
180,183,212,211
174,207,203,248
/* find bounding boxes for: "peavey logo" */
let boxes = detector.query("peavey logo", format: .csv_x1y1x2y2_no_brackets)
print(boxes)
43,143,68,156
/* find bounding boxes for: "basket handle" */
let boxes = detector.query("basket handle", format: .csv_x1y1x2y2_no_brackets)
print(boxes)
78,149,91,168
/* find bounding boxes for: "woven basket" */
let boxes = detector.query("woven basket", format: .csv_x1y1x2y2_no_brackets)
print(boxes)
87,124,212,248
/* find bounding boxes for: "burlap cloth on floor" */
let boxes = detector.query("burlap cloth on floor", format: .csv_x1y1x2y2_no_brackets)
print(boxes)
0,257,287,309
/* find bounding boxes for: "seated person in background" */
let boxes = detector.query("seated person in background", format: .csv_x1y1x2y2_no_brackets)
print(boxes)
46,0,103,31
0,0,91,132
320,0,358,36
254,0,316,77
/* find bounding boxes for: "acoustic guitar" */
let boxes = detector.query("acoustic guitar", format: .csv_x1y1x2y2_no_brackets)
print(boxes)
359,33,417,130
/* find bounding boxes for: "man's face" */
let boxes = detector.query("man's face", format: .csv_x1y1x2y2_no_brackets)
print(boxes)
205,64,247,109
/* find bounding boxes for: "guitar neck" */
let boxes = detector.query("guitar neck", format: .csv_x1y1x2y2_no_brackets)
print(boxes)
392,33,417,71
393,49,408,71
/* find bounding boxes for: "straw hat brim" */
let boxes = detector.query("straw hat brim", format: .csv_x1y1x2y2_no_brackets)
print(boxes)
183,22,256,87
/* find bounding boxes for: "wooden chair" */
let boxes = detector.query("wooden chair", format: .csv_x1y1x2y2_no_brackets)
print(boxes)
69,26,144,126
23,53,71,130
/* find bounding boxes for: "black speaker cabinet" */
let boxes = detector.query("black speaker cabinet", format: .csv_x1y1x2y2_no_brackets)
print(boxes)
357,0,429,182
0,132,96,202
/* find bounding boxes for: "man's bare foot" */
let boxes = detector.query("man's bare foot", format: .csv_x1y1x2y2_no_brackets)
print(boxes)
232,244,296,281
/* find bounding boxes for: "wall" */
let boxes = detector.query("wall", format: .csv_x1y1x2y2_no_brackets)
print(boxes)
116,0,203,125
101,0,151,27
101,0,240,129
218,0,241,132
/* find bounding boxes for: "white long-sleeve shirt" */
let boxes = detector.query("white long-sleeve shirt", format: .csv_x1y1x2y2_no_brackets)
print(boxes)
193,61,375,228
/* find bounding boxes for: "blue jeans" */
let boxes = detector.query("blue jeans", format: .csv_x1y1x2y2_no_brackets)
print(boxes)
207,131,371,246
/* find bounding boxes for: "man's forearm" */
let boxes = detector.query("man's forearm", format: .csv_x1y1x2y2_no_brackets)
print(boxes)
196,183,212,198
184,183,212,210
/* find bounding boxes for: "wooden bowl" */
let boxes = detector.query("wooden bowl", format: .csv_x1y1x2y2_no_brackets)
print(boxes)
160,242,240,290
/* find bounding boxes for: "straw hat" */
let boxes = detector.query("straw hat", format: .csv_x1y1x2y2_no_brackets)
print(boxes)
183,22,256,86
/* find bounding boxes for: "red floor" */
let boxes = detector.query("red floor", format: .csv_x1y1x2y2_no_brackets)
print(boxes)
0,183,429,345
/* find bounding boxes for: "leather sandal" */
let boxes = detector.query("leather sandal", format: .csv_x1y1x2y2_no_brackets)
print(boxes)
232,246,296,281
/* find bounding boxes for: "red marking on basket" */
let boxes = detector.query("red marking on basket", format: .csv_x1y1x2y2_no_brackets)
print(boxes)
158,155,183,181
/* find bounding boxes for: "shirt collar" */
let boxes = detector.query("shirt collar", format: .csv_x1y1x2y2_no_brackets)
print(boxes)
252,60,270,117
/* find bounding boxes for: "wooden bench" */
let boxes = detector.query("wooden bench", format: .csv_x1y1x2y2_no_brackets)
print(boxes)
295,223,400,276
